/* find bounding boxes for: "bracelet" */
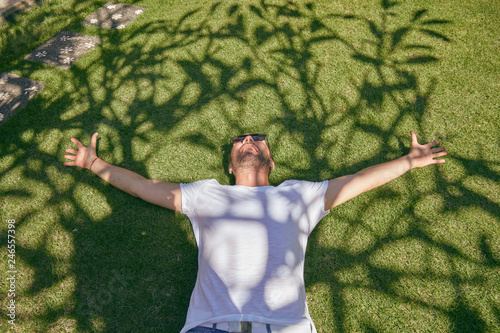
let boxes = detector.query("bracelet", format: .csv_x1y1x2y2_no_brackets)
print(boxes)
89,157,99,171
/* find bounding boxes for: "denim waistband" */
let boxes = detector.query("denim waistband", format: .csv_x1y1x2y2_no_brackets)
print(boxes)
187,322,272,333
186,325,228,333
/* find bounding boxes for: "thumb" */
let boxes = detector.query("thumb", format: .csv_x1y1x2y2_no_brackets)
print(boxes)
90,132,99,148
410,131,419,146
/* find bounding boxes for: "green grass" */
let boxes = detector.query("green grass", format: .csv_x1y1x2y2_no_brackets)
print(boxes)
1,0,499,332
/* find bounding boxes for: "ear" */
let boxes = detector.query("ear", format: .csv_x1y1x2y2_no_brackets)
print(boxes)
270,160,275,170
228,164,234,174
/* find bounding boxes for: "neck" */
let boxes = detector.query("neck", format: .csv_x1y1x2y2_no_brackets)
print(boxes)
234,169,270,187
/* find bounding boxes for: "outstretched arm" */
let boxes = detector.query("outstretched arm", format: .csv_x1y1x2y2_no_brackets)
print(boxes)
324,131,446,210
64,133,182,212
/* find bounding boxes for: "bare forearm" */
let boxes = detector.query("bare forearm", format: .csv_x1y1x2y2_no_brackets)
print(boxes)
354,154,412,192
90,158,145,197
64,133,182,211
325,132,446,210
326,155,413,209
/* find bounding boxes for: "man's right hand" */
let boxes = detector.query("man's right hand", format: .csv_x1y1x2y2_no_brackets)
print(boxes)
64,132,99,169
63,132,182,212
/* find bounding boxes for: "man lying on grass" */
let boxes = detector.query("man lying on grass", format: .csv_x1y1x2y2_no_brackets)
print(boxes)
64,131,446,333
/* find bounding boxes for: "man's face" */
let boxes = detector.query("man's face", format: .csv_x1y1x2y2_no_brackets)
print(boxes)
229,134,274,175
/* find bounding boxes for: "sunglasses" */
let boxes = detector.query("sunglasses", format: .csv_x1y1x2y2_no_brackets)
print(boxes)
230,133,268,144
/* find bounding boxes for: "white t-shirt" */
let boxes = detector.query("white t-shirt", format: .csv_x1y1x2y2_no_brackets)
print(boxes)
179,179,330,333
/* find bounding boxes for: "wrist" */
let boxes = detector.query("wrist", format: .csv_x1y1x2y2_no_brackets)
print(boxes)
405,154,415,170
89,157,99,171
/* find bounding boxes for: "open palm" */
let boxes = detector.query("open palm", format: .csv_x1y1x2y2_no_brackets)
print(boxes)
408,131,447,168
64,132,99,169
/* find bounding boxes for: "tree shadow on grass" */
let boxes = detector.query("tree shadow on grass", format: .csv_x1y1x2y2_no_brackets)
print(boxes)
0,0,498,332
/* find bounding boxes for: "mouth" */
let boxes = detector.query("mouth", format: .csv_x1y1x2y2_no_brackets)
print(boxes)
239,143,259,154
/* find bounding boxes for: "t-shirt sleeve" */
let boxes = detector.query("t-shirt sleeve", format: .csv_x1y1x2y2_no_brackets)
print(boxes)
280,179,330,234
180,179,211,215
304,180,330,232
180,180,213,244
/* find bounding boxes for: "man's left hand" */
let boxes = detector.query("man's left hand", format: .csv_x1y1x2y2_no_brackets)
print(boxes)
407,131,447,169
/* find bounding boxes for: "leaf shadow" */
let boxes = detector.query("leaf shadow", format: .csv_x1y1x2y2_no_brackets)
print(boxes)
1,0,498,332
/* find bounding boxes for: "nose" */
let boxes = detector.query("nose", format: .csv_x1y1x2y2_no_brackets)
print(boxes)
242,135,255,144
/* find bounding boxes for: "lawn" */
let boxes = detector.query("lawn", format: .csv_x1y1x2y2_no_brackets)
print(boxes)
0,0,499,332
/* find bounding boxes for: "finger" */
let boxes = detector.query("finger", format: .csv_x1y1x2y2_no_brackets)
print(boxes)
65,149,78,154
410,131,419,145
64,161,75,166
427,140,439,147
71,137,84,149
90,132,99,147
431,147,446,153
432,158,446,164
433,151,447,158
64,155,76,161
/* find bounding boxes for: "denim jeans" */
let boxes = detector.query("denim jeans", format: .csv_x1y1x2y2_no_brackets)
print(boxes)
186,326,229,333
186,323,272,333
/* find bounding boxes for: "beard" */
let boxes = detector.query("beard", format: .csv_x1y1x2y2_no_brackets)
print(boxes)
231,146,272,174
